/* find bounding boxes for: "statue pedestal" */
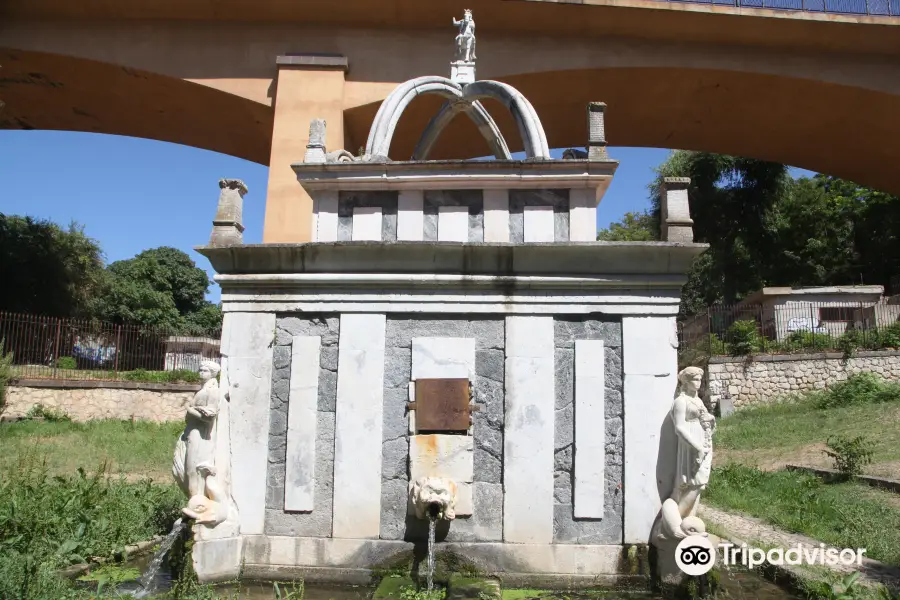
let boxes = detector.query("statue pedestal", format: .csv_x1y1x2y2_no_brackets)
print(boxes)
193,536,243,583
451,61,475,84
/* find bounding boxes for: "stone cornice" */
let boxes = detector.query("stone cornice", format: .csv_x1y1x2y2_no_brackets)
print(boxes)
196,241,708,278
291,159,618,191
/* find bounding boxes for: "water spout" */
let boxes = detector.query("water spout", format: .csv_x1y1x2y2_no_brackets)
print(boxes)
427,516,437,591
409,477,458,522
130,518,186,598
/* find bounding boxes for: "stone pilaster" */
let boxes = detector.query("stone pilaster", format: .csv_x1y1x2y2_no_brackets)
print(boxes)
660,177,694,243
587,102,608,160
209,179,248,247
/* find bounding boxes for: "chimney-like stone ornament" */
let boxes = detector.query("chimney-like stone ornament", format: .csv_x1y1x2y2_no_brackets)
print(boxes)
587,102,608,160
208,179,248,247
304,119,327,164
660,177,694,242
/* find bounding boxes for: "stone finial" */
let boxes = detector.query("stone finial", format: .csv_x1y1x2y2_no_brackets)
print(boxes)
208,179,248,247
660,177,694,243
587,102,608,160
304,119,327,163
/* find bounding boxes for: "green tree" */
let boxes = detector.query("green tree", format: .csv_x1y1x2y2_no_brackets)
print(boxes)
0,214,105,317
597,211,657,241
92,247,221,332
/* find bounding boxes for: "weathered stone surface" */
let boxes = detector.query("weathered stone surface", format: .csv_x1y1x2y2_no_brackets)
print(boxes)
552,318,623,544
382,437,409,481
384,347,412,389
504,315,555,544
707,351,900,410
4,385,196,422
475,349,504,382
508,189,570,243
337,191,398,242
423,189,483,243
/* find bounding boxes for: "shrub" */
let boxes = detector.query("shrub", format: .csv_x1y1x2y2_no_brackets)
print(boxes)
824,435,874,479
725,320,761,356
25,404,71,422
0,340,12,414
880,322,900,349
122,369,201,384
55,356,77,370
836,330,861,357
814,372,900,409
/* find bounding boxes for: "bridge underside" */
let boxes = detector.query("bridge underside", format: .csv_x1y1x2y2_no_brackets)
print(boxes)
4,47,899,196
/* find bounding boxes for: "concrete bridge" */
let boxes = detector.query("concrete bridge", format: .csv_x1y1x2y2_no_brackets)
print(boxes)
3,0,900,241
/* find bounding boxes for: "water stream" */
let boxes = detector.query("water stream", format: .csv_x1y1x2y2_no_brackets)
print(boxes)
130,518,185,598
426,515,437,591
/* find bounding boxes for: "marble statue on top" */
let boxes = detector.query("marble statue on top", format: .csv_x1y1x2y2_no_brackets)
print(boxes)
658,366,716,541
172,360,239,538
453,10,476,63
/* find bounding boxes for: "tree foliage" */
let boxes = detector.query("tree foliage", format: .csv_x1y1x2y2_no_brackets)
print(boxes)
91,247,222,332
601,150,900,314
0,215,105,317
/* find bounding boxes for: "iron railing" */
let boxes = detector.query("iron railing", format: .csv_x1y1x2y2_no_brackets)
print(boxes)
679,298,900,358
0,311,221,382
665,0,900,16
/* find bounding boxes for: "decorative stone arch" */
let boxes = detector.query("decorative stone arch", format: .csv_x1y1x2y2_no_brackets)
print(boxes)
364,75,550,161
412,100,511,160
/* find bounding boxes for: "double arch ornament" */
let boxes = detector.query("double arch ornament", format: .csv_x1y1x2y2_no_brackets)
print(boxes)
363,76,551,162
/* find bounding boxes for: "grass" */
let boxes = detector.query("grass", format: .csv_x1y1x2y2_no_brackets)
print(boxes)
705,464,900,567
0,419,183,480
714,395,900,478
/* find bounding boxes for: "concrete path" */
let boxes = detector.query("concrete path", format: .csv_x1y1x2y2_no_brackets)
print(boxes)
699,504,900,589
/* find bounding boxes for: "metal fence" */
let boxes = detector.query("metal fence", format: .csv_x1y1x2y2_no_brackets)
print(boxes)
664,0,900,16
679,298,900,358
0,311,221,382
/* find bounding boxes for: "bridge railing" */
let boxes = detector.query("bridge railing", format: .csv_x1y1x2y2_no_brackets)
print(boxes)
669,0,899,16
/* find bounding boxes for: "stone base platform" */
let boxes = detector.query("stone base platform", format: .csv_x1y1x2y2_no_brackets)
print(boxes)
237,536,640,587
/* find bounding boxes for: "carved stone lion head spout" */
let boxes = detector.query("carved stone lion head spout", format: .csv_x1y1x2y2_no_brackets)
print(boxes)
409,476,458,521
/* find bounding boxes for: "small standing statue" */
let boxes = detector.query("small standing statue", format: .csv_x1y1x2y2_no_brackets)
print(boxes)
658,366,716,540
172,360,238,532
453,10,476,62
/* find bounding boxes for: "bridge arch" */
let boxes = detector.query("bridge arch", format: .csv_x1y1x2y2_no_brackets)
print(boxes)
0,48,273,164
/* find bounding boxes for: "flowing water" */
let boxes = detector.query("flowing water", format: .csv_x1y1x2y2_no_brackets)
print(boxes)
426,516,437,591
128,518,185,598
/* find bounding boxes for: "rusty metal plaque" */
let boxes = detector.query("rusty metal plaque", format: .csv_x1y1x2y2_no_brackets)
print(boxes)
414,378,471,432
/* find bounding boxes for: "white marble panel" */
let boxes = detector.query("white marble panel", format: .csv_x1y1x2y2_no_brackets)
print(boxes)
284,336,321,512
622,316,678,543
483,189,510,243
332,313,387,538
221,311,276,535
409,434,474,515
569,188,598,242
503,316,555,544
574,339,605,518
352,206,383,241
313,190,338,242
622,316,678,376
524,205,555,242
397,190,424,241
438,205,469,242
411,337,475,380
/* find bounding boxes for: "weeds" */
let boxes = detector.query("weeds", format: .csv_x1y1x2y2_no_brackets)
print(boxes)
825,435,874,479
812,373,900,409
0,339,13,413
25,404,72,422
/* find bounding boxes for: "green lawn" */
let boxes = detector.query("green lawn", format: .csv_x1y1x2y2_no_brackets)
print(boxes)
706,464,900,568
714,398,900,479
0,419,183,481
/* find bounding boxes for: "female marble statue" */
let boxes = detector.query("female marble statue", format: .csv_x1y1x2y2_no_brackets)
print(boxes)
172,361,221,498
452,10,476,62
659,366,716,540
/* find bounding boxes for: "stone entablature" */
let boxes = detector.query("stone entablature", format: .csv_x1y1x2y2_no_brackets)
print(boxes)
707,349,900,409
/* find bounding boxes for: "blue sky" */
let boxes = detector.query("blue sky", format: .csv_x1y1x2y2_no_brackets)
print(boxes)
0,131,743,302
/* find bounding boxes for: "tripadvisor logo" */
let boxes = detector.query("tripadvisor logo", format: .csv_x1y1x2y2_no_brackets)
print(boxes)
674,536,868,575
675,536,716,576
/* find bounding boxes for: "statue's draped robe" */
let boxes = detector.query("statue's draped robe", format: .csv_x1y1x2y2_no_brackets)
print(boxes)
173,378,219,497
671,394,713,491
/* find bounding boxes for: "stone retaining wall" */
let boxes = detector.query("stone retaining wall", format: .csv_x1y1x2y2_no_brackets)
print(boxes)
707,350,900,410
2,379,199,422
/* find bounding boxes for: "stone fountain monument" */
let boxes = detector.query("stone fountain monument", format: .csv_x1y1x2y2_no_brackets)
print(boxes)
187,11,709,587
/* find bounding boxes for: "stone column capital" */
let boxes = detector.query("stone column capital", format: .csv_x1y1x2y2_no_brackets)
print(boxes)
219,179,248,196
